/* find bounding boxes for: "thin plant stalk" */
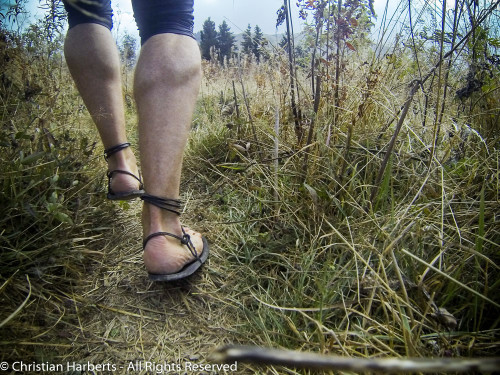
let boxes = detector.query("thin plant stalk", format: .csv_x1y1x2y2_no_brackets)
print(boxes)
428,0,447,166
232,80,241,137
303,75,321,177
437,0,463,139
274,106,280,203
284,0,301,144
331,0,343,148
237,55,258,147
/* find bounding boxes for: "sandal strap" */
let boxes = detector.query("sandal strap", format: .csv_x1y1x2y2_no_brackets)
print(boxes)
104,142,130,161
142,228,200,261
141,193,182,216
107,169,144,193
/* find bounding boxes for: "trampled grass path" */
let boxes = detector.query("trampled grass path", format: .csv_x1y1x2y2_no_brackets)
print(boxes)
61,199,250,374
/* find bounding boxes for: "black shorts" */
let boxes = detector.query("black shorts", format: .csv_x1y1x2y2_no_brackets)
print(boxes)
63,0,195,44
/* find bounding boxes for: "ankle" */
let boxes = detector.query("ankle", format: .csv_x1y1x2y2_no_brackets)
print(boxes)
106,146,136,171
143,204,182,235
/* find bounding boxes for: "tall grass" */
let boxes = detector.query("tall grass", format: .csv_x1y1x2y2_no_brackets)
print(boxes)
185,26,499,362
0,26,135,360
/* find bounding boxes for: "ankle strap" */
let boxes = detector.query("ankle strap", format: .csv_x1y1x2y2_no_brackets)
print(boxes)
104,142,130,161
141,193,182,216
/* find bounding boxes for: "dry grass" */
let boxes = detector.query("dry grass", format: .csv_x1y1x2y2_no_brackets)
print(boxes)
184,52,500,367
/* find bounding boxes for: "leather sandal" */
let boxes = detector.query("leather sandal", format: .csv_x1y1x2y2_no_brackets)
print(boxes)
104,142,145,200
141,193,209,281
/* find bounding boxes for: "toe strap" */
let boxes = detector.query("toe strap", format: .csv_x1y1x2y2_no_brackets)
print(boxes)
180,227,200,261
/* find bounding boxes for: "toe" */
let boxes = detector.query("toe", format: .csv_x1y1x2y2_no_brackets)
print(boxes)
184,227,202,237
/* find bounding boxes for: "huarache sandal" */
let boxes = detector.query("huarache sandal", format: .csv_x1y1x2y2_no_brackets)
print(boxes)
141,193,209,282
104,142,145,200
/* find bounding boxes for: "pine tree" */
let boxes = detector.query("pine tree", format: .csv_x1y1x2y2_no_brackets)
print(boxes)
216,20,235,63
120,32,137,70
252,25,263,62
279,35,289,50
200,17,218,60
241,24,253,56
119,32,137,92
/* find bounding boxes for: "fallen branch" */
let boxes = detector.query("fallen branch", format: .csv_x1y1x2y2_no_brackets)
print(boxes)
211,345,500,373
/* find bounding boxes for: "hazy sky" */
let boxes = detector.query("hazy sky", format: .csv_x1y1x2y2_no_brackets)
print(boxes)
18,0,397,41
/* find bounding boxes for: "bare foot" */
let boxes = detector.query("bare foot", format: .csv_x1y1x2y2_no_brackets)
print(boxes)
142,205,205,275
106,146,142,195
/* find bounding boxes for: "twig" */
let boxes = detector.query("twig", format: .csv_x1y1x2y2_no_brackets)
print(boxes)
370,80,419,205
303,74,321,177
330,0,344,149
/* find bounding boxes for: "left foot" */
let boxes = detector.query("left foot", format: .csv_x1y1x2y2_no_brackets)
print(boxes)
106,146,142,195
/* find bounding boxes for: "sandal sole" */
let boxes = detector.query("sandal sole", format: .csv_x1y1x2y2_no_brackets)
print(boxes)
107,189,145,201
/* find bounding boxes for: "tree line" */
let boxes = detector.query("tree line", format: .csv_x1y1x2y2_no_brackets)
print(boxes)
200,18,265,63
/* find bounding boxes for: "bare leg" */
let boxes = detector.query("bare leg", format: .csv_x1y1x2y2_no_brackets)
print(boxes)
134,34,203,274
64,23,140,194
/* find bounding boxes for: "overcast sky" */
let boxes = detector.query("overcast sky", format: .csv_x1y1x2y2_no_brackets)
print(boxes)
113,0,396,39
104,0,318,39
17,0,398,42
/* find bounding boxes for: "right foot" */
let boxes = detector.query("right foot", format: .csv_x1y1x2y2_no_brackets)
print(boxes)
142,205,205,275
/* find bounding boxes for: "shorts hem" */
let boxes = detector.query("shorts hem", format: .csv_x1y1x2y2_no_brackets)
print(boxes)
67,20,113,31
141,30,196,45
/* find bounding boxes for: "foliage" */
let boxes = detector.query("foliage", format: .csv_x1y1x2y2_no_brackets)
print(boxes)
119,32,137,71
200,18,238,63
37,0,66,40
1,0,499,369
0,0,29,29
200,18,266,63
194,44,499,362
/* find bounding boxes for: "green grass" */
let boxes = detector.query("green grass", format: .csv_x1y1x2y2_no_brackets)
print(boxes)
0,28,131,360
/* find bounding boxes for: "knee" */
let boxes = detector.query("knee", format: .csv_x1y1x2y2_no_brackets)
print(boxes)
163,52,202,87
64,24,121,81
134,37,201,94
